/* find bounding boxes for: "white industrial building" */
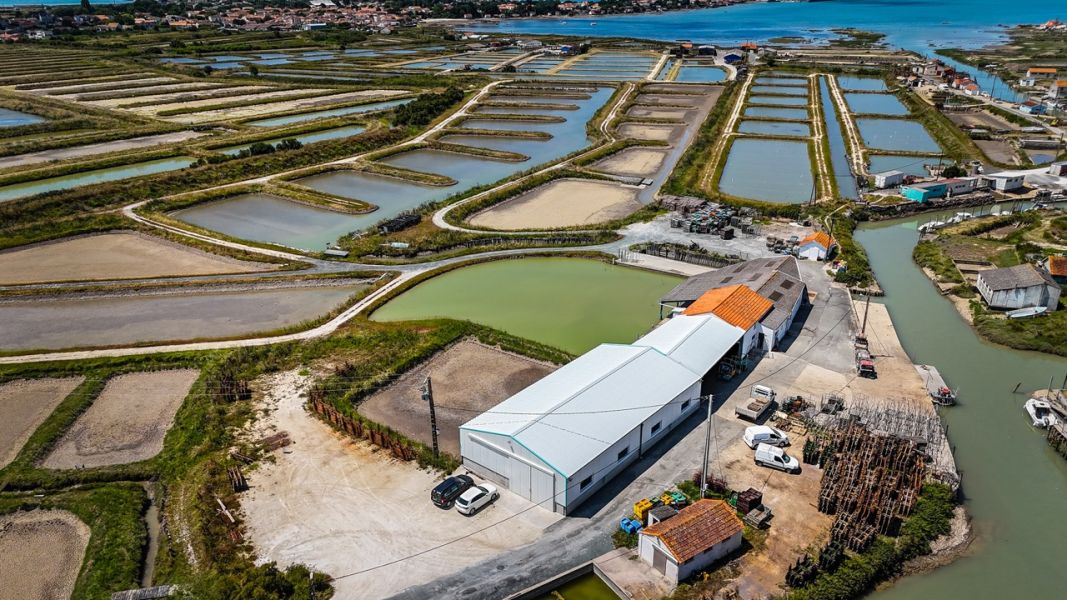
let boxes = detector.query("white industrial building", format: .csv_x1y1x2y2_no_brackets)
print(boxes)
459,258,807,514
982,173,1025,192
459,343,712,514
976,264,1061,311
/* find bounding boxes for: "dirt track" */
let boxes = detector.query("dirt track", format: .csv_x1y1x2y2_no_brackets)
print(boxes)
359,340,556,454
42,369,199,469
0,377,84,468
0,231,273,285
0,510,90,600
468,179,642,230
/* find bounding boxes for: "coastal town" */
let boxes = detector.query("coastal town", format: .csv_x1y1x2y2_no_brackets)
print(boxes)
0,2,1064,600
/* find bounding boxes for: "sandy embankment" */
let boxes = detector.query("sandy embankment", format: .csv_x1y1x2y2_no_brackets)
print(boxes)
468,178,642,230
0,131,208,171
130,88,328,117
0,377,84,468
0,231,273,285
0,510,90,600
42,369,200,469
626,106,690,120
164,89,408,124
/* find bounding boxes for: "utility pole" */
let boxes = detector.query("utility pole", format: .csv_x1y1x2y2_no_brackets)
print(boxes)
423,377,439,459
700,395,714,498
861,288,871,336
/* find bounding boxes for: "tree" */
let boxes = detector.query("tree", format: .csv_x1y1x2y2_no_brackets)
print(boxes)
80,0,92,13
249,64,259,77
941,164,965,178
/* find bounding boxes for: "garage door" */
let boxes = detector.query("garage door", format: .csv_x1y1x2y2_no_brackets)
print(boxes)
513,462,556,511
653,547,668,575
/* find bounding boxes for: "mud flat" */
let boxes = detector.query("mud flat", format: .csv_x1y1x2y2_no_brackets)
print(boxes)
468,178,641,230
0,283,365,351
359,340,556,455
165,89,406,124
0,231,273,285
590,147,668,177
0,377,84,468
0,510,90,600
42,369,199,469
617,123,682,141
626,106,689,120
0,131,207,170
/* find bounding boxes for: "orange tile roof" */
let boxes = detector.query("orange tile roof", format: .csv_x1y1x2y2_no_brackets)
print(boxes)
683,284,773,330
800,231,835,250
1029,67,1057,73
1047,255,1067,277
641,499,743,563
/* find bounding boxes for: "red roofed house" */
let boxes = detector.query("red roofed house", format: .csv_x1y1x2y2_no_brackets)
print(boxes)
1043,255,1067,285
638,499,743,581
682,284,773,357
798,231,836,261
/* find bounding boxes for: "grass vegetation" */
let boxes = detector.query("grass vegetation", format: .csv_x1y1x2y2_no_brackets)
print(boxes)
972,302,1067,357
0,484,147,600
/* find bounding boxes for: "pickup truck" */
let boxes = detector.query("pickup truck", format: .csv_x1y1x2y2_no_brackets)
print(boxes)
735,385,777,422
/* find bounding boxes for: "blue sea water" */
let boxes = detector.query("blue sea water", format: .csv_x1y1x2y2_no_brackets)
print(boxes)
467,1,1065,101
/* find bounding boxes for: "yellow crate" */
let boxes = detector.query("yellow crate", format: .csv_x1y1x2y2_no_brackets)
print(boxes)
634,498,654,522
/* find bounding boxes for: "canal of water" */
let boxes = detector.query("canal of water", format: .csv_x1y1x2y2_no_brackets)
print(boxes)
0,156,195,203
857,211,1067,600
0,107,45,128
217,125,367,156
371,258,680,355
818,76,858,200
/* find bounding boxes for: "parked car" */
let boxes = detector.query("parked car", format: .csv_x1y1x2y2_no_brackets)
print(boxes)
754,443,800,473
431,474,474,508
743,425,789,449
455,483,499,515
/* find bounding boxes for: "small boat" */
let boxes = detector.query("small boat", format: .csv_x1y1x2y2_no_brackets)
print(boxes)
1025,398,1059,428
1007,306,1048,319
917,364,957,406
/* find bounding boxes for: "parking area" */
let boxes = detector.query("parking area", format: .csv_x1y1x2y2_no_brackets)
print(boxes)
240,370,561,600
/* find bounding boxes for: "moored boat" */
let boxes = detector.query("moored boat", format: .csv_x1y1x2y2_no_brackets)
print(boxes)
1024,398,1059,428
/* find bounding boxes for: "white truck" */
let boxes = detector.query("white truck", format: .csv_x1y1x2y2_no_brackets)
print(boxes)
735,385,777,422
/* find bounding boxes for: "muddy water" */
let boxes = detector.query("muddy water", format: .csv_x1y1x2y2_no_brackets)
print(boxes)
372,258,680,354
856,118,940,153
856,212,1067,600
719,138,813,203
0,284,365,351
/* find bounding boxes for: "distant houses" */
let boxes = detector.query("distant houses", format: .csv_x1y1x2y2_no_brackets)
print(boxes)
976,264,1061,311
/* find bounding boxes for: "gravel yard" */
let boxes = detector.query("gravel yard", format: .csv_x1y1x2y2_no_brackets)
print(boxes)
359,340,556,455
0,510,90,600
241,370,559,599
42,369,200,469
0,377,84,468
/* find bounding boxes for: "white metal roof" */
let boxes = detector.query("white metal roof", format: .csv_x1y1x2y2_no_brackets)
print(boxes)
461,343,701,477
632,314,744,375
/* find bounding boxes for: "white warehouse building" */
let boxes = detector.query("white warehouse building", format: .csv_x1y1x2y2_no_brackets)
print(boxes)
459,334,741,514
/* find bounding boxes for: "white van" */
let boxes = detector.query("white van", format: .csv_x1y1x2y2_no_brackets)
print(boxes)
754,443,800,473
743,425,789,449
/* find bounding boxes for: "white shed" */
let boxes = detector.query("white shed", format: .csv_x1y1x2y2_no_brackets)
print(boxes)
638,499,743,582
460,344,705,514
983,173,1025,192
873,170,905,189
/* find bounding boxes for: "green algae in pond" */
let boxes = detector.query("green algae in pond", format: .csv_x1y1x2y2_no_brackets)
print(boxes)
371,258,680,354
533,573,620,600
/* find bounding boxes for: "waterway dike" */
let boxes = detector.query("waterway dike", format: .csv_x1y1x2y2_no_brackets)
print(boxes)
818,76,859,199
857,209,1067,600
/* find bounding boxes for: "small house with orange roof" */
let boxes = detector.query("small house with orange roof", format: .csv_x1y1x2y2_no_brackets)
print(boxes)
638,499,743,581
797,231,836,261
682,285,772,358
1043,254,1067,285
